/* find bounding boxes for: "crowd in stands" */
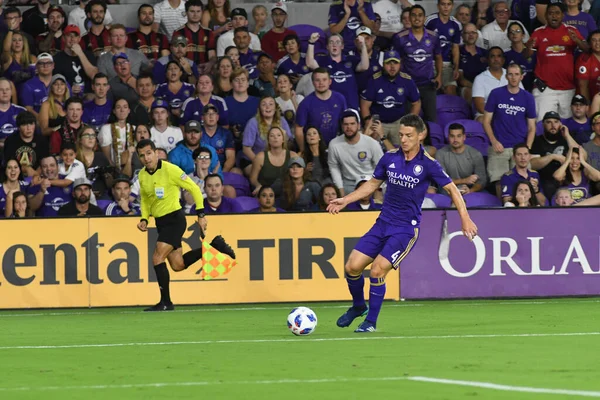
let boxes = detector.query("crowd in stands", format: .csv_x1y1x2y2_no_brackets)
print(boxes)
2,0,600,217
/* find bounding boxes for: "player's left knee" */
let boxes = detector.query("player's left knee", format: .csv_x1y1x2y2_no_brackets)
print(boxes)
370,264,391,279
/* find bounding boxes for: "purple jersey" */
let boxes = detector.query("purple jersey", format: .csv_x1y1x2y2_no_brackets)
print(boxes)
296,90,347,144
504,49,536,91
564,12,597,41
566,174,590,203
328,0,376,51
28,184,72,217
459,46,488,83
361,71,420,123
0,104,26,140
373,146,452,227
276,54,309,77
500,167,541,198
224,95,260,134
316,53,360,109
561,117,592,145
19,76,50,113
105,201,141,216
355,50,384,93
154,82,195,111
152,55,199,85
485,86,536,148
201,127,235,165
425,14,461,62
181,95,228,126
239,49,260,80
4,61,35,88
392,29,442,87
0,180,30,215
82,100,113,132
205,196,243,214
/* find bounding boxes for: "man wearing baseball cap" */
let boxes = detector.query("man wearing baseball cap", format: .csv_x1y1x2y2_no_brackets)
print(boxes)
109,53,140,105
562,94,592,145
530,110,579,198
53,24,99,98
150,98,184,154
105,175,141,216
201,104,236,172
360,49,421,147
354,26,384,93
58,178,104,217
216,7,262,56
153,35,200,85
261,2,296,62
19,53,55,117
36,6,67,56
168,119,220,175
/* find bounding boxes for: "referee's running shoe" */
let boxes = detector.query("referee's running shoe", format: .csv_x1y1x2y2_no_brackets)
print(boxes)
144,302,175,312
336,305,368,327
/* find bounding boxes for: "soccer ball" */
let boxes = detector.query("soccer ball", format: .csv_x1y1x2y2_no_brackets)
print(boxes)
287,307,318,336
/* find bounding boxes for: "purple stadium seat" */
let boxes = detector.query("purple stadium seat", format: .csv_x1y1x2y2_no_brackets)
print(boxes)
223,172,251,197
426,193,452,208
428,121,445,149
288,24,328,55
444,119,490,156
436,95,472,128
235,196,259,212
463,192,502,208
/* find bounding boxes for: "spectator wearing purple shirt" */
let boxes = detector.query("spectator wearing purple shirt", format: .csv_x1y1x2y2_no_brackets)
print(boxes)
360,50,421,147
82,73,112,132
306,32,369,111
104,175,140,216
0,78,26,143
393,5,443,123
154,61,195,126
504,21,536,92
180,74,229,127
562,94,592,145
328,0,376,52
564,0,597,39
204,174,243,214
27,155,72,217
295,68,348,153
500,143,546,205
276,34,309,82
425,0,462,95
224,67,260,150
483,63,537,188
235,27,260,80
19,53,54,117
250,185,285,213
353,26,384,94
458,23,488,104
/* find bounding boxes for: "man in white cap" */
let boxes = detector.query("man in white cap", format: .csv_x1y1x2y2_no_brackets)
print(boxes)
58,178,104,216
19,53,55,119
354,26,383,93
261,2,296,62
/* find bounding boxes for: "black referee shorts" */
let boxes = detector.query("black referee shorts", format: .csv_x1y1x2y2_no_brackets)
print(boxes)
155,209,187,250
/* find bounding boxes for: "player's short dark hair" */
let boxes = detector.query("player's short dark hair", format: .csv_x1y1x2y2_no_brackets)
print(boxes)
137,3,153,16
92,72,109,84
86,0,107,15
448,123,465,134
488,46,505,57
16,111,36,127
513,143,530,155
185,0,204,12
65,97,84,109
409,5,426,15
283,34,299,47
312,67,330,81
234,26,249,35
60,143,77,153
136,139,156,152
399,114,426,134
205,173,223,185
5,7,20,17
192,146,212,160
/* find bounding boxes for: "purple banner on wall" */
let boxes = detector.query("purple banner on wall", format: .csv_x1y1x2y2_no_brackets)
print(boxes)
401,209,600,299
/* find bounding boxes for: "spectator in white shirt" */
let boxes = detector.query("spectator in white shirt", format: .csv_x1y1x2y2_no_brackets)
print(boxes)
481,0,529,50
150,98,183,153
373,0,414,40
216,8,262,57
153,0,187,40
472,46,508,121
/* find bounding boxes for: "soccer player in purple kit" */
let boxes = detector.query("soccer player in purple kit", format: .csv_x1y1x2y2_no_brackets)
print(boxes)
425,0,462,95
327,114,478,333
393,5,442,123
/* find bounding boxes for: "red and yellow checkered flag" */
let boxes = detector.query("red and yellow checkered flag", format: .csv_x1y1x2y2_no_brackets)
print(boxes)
199,240,238,280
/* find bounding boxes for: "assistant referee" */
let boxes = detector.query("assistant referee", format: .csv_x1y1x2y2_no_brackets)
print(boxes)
136,138,208,311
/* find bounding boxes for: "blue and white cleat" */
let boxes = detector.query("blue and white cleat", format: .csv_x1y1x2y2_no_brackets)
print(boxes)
354,320,377,333
336,305,368,327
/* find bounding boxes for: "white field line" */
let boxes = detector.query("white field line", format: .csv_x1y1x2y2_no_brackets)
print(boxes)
1,375,600,397
1,299,599,318
1,331,599,351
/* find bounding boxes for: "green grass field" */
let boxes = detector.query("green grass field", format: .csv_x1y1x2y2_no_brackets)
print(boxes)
2,299,600,399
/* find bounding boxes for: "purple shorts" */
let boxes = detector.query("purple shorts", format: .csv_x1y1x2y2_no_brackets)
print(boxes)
354,219,420,269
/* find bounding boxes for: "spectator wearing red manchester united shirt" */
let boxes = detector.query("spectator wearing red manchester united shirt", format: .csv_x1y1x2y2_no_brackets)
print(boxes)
525,2,588,121
576,29,600,103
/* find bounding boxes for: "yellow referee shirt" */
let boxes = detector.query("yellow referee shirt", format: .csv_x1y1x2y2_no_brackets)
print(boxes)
139,160,205,221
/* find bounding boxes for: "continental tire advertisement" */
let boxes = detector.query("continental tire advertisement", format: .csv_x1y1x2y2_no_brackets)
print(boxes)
0,213,400,309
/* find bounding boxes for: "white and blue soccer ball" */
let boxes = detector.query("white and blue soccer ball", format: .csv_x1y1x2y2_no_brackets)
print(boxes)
287,307,318,336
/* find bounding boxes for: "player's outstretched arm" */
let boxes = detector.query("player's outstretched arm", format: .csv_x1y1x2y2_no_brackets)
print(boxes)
327,178,383,214
443,182,478,240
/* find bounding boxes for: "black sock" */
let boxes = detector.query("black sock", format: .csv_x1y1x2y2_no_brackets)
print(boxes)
182,247,204,269
154,262,171,304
